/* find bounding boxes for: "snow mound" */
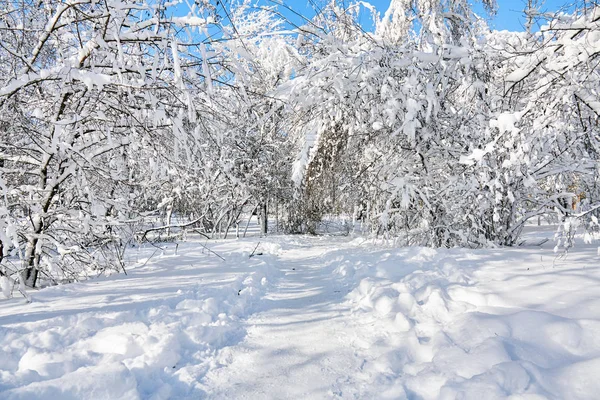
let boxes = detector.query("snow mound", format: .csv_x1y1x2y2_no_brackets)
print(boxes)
0,240,281,399
335,237,600,399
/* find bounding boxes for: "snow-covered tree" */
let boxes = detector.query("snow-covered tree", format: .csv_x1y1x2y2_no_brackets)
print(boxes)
280,1,499,245
480,4,600,247
0,0,218,287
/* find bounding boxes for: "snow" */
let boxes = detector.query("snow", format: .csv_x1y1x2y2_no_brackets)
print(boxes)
0,239,281,399
490,111,523,134
506,68,531,83
2,228,600,399
459,141,496,165
171,16,210,27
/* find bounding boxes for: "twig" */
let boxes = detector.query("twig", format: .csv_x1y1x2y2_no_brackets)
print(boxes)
198,242,225,261
191,229,210,239
249,242,260,258
139,216,206,242
140,248,161,268
518,238,549,246
113,241,127,275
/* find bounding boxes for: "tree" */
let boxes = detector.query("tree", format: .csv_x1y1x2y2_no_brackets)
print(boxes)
0,0,218,287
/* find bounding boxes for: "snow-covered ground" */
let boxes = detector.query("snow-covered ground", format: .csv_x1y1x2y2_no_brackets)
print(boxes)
1,228,599,399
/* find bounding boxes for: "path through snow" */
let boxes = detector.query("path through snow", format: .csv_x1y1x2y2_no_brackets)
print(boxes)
201,239,369,398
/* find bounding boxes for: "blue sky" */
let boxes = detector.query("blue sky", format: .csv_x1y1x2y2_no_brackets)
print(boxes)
471,0,575,31
265,0,575,32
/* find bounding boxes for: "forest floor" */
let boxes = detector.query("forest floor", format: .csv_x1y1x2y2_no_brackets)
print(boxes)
1,226,600,399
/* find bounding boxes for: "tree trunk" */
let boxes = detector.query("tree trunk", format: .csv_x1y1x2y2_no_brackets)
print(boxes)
165,204,173,236
260,201,268,236
243,206,256,238
275,201,279,233
22,211,44,288
23,237,40,288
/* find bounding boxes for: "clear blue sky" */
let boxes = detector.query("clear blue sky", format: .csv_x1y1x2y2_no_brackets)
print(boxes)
471,0,576,31
263,0,575,32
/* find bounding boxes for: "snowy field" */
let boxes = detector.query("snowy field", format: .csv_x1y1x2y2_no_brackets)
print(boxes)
1,227,600,399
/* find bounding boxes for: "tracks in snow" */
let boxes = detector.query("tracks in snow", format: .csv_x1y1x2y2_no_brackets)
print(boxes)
200,241,370,399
